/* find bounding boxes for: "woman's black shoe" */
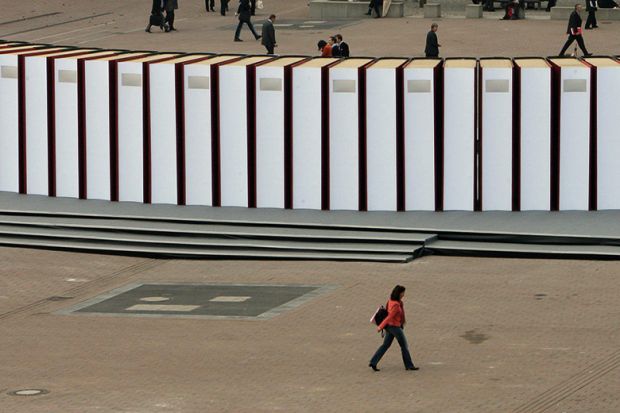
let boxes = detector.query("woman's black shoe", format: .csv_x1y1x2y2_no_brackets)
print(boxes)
369,364,380,372
406,366,419,371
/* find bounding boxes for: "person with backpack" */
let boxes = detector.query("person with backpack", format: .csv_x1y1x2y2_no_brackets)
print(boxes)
369,285,419,372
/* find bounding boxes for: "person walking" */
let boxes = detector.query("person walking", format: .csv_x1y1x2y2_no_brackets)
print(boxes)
261,14,277,54
205,0,215,12
220,0,229,16
585,0,598,29
234,0,261,41
369,285,419,372
164,0,178,31
146,0,167,33
559,4,592,56
366,0,383,17
425,23,441,58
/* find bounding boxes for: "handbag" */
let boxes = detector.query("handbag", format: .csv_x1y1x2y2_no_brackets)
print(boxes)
370,302,388,326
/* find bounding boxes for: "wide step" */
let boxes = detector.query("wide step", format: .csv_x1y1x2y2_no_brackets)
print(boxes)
0,214,436,244
426,240,620,258
0,235,418,262
0,224,422,254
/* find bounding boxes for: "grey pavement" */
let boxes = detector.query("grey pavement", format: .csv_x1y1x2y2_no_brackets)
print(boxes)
1,247,620,412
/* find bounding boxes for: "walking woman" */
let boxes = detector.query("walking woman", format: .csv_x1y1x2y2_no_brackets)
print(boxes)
369,285,419,371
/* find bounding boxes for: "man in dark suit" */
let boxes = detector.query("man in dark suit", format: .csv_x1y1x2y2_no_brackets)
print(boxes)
329,36,341,57
425,23,440,58
234,0,261,41
164,0,178,31
336,34,350,57
585,0,598,29
559,4,592,56
261,14,277,54
367,0,383,17
220,0,229,16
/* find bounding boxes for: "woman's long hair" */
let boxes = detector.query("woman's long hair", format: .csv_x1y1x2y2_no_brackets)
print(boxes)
390,285,406,301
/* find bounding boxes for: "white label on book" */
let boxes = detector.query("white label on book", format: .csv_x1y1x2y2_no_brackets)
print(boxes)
407,79,431,93
333,79,356,93
259,77,282,91
58,69,77,83
0,65,17,79
188,75,210,89
122,73,142,87
485,79,509,93
563,79,587,93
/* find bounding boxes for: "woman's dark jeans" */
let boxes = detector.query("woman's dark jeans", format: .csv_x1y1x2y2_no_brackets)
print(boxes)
370,325,415,369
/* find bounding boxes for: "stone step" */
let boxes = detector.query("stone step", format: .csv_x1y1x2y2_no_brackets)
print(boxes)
0,235,417,262
425,239,620,258
0,223,423,254
0,214,436,244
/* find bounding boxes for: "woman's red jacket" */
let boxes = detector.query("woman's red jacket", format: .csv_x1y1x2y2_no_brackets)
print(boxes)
378,299,406,330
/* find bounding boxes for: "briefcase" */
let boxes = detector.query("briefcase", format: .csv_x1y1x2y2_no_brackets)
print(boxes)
149,13,164,26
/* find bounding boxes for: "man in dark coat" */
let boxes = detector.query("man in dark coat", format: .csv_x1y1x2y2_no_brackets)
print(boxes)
330,36,341,57
424,23,440,58
585,0,598,29
484,0,496,11
366,0,383,17
146,0,166,33
559,4,592,56
220,0,229,16
261,14,277,54
336,34,350,58
234,0,261,41
164,0,178,31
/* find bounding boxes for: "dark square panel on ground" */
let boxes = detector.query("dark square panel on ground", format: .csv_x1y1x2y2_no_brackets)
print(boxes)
56,283,335,320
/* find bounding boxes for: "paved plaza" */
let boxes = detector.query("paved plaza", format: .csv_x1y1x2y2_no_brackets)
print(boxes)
2,1,620,412
3,0,620,57
1,246,620,412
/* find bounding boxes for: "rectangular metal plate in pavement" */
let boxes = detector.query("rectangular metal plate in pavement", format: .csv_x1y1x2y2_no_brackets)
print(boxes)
55,283,337,320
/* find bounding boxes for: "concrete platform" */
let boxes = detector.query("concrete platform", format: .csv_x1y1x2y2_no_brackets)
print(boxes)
2,193,620,261
3,192,620,240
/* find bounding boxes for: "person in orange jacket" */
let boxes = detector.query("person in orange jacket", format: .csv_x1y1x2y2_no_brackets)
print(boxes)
369,285,419,371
